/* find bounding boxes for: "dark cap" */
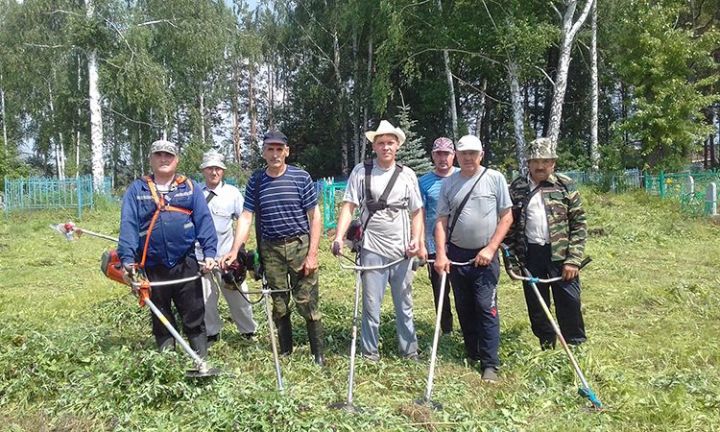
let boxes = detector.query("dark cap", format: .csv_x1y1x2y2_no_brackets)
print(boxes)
263,130,288,146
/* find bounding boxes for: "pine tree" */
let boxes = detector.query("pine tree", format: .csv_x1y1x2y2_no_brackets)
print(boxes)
395,101,432,175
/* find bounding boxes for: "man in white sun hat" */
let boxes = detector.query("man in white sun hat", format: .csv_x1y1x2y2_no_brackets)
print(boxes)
197,150,257,345
433,135,513,383
332,120,426,362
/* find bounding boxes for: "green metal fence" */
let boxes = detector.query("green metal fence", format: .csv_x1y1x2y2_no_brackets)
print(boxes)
3,176,112,218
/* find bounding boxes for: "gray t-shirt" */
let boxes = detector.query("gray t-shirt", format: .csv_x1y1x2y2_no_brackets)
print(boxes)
343,160,423,259
437,167,511,250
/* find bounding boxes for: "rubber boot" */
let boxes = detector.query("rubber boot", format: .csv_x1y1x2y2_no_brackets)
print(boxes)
275,315,293,356
306,320,325,367
189,333,209,359
156,336,176,352
540,338,556,351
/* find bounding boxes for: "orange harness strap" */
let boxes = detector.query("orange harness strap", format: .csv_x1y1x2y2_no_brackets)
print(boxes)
139,176,194,268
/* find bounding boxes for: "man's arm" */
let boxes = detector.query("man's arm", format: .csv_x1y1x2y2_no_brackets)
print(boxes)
117,182,140,269
433,215,450,273
475,208,513,266
406,208,426,259
302,205,322,275
331,201,357,256
221,210,254,268
192,183,218,268
563,187,587,280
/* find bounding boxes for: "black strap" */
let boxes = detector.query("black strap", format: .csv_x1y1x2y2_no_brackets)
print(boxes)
251,170,264,270
205,190,216,204
447,168,488,241
362,160,404,231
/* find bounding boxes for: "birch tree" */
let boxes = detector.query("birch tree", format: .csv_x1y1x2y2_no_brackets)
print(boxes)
85,0,105,191
546,0,595,147
589,0,599,170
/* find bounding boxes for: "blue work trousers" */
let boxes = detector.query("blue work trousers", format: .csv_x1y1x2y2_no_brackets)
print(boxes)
448,243,500,370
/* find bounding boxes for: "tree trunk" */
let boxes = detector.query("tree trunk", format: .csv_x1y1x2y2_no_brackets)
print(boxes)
475,78,487,138
331,29,349,175
508,61,527,176
199,91,206,144
547,0,595,148
436,0,458,140
352,26,361,167
249,64,257,143
232,67,242,164
48,82,66,180
1,73,7,153
86,0,105,191
360,33,373,164
589,0,600,170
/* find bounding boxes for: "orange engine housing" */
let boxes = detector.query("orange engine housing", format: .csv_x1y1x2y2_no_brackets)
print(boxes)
101,249,129,286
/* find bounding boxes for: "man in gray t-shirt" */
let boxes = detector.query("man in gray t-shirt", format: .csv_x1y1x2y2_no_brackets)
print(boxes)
434,135,513,383
333,120,425,361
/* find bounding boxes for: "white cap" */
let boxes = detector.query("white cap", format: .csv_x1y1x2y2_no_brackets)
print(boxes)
456,135,483,152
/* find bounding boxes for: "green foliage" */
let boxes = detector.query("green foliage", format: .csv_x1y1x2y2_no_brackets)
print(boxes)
606,0,720,171
394,101,432,175
2,187,720,430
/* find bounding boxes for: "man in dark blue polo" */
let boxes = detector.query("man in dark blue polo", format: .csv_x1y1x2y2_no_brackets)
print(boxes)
118,140,217,358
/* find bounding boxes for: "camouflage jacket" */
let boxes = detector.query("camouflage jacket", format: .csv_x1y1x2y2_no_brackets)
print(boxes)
505,173,587,266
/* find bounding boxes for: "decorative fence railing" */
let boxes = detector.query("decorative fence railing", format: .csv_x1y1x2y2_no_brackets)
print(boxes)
3,176,112,218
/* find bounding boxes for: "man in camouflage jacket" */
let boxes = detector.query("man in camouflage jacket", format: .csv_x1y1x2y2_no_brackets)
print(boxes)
506,137,587,349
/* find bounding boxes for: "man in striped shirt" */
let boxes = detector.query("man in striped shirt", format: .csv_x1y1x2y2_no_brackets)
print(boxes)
222,131,324,366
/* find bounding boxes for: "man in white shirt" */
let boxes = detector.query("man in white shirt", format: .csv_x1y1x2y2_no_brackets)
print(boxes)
197,150,257,344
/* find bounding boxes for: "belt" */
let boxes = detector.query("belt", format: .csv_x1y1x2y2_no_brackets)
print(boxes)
263,234,307,245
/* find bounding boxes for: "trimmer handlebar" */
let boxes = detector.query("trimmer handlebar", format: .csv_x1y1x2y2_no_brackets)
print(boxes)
500,243,592,283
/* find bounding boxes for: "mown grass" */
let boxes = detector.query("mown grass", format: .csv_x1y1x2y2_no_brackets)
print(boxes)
1,188,719,431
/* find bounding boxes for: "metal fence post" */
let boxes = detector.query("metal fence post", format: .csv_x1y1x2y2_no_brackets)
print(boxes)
658,171,666,198
706,183,717,216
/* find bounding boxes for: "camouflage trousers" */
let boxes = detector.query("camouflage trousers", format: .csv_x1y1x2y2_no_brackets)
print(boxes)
259,234,321,321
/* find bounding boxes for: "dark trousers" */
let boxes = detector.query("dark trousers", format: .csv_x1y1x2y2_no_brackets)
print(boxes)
523,243,586,347
145,255,206,345
427,253,453,333
448,243,500,369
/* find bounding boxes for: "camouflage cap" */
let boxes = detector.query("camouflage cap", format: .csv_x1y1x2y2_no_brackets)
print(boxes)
526,137,557,160
149,140,177,156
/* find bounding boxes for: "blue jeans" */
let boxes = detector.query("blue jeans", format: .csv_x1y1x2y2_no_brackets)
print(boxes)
359,249,418,358
448,243,500,369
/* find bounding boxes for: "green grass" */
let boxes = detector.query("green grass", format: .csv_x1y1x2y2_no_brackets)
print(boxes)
1,188,719,431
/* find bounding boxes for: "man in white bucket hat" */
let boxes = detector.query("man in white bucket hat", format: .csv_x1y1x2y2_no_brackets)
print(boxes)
197,150,257,345
332,120,425,362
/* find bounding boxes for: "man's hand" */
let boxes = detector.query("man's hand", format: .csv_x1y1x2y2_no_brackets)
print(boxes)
406,238,421,258
220,251,237,270
122,262,137,285
434,254,450,274
474,245,497,267
417,244,428,262
302,252,319,276
331,239,343,257
562,264,579,281
201,258,217,273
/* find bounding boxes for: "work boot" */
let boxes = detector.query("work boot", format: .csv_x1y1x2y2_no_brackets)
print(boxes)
275,315,293,356
189,333,209,359
156,336,176,352
540,338,556,351
306,320,325,367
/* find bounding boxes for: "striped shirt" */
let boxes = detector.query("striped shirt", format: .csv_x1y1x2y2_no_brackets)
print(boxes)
244,165,318,240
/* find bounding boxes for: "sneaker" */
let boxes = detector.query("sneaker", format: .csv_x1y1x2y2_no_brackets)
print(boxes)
404,352,420,362
361,352,380,363
481,367,499,383
240,332,256,341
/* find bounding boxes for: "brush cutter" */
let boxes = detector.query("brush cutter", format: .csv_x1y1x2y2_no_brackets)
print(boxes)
499,244,603,410
329,254,407,413
50,221,119,242
412,258,474,411
51,222,223,379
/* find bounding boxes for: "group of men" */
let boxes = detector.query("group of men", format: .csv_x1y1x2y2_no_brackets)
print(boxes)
117,119,588,383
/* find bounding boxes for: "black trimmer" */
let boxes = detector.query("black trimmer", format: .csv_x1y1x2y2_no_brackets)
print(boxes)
500,244,603,410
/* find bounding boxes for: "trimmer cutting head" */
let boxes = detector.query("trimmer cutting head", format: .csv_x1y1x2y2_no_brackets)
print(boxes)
186,366,223,379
